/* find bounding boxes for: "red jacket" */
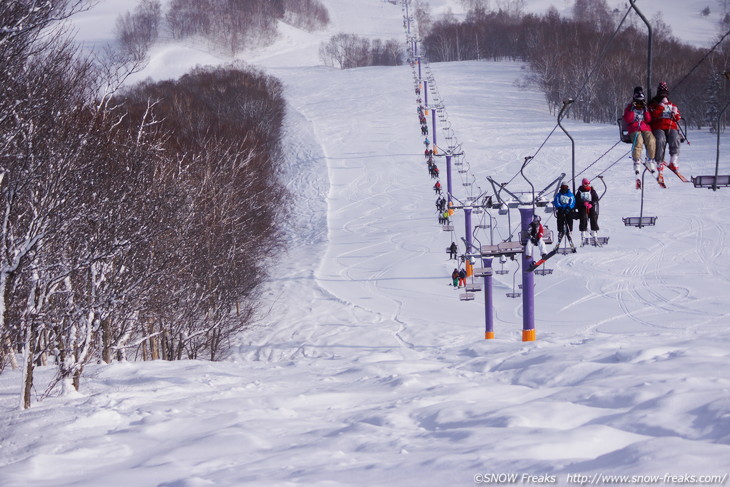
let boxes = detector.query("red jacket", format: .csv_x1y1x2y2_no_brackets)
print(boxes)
529,222,544,240
648,97,681,131
623,102,652,134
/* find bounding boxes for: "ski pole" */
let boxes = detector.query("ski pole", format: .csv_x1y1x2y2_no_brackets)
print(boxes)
675,116,690,145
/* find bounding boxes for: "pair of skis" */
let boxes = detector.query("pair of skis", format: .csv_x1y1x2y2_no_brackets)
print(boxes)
636,162,688,189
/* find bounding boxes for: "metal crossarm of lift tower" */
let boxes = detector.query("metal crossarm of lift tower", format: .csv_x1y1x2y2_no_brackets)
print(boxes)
448,192,492,213
486,174,565,212
433,142,463,156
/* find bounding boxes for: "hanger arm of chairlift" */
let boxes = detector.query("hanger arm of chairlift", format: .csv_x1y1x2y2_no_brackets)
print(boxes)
535,173,566,202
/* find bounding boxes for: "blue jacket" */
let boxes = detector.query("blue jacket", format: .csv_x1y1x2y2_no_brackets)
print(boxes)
553,189,576,210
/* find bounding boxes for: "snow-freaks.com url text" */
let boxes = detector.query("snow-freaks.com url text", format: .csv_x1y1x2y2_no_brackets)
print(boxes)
473,473,729,485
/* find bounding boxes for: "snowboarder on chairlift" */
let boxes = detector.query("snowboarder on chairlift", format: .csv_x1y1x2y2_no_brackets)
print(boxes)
525,214,548,262
623,86,657,176
575,178,600,244
553,183,576,247
648,81,682,173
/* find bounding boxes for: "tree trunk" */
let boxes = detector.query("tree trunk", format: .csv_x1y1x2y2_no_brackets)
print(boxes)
101,318,112,364
150,323,160,360
73,367,81,391
20,325,37,409
3,337,19,370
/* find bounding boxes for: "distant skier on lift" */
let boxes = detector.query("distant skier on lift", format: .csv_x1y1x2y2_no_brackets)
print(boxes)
553,183,576,251
575,178,600,246
449,241,458,260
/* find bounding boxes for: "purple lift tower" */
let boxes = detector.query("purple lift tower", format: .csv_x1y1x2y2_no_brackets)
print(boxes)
477,173,565,341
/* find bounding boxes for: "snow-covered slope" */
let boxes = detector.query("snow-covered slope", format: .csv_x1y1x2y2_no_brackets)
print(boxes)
2,1,730,486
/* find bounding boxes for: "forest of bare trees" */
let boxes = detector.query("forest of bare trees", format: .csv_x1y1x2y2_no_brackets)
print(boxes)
319,33,404,69
116,0,330,58
421,0,730,129
1,1,287,408
165,0,329,54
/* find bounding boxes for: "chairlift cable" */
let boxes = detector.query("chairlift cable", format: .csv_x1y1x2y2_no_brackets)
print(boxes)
672,28,730,92
575,142,628,180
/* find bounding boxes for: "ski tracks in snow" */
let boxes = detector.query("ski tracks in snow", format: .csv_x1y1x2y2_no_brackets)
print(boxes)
239,69,429,365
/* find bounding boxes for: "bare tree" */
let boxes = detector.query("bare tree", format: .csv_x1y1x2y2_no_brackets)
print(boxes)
115,0,162,59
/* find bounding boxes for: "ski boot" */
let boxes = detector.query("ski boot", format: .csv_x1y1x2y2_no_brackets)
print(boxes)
668,154,679,172
644,158,656,173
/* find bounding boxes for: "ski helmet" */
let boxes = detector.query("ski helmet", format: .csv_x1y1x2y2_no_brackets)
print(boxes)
633,86,645,101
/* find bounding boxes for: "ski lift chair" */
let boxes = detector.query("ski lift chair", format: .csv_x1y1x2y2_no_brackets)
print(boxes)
506,278,521,297
692,175,730,189
465,282,482,292
534,265,553,276
556,239,578,255
624,170,657,228
459,292,476,301
622,216,657,228
442,224,454,231
582,235,610,246
473,267,493,278
480,240,524,259
518,226,553,245
617,117,632,144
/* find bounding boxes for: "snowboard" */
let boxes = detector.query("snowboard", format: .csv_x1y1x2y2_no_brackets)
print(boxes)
527,249,558,272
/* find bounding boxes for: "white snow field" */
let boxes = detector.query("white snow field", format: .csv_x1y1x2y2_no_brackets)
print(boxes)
1,1,730,486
